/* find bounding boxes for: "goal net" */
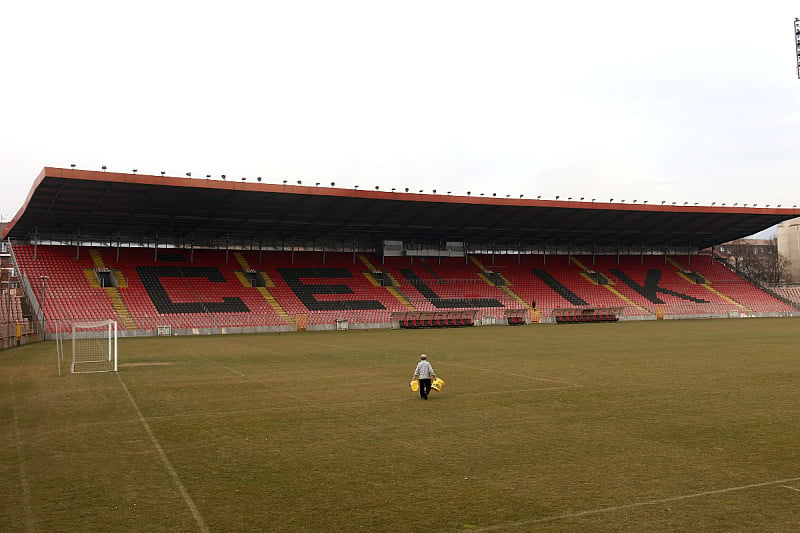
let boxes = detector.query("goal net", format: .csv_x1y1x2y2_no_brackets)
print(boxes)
71,320,118,373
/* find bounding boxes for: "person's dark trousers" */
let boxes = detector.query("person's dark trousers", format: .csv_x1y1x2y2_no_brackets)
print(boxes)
418,378,432,399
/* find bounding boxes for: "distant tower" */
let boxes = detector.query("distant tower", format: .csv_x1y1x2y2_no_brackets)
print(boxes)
795,18,800,79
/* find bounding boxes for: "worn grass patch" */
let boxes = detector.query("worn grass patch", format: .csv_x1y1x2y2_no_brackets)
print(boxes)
2,318,800,531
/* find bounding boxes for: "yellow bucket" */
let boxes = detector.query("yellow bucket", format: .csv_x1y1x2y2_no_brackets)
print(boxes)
410,380,419,392
431,377,444,392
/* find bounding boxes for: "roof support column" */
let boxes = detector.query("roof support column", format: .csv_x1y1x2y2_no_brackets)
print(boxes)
154,233,158,262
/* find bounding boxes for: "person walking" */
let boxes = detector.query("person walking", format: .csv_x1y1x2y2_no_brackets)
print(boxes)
412,353,436,400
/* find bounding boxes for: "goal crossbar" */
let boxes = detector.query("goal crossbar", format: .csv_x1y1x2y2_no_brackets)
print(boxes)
71,320,118,373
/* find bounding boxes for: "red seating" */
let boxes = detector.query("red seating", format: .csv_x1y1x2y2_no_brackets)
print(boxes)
9,244,796,332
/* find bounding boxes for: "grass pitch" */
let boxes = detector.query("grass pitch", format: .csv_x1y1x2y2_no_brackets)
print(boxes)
2,318,800,532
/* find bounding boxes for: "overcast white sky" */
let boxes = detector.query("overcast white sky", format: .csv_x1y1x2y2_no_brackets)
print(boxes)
2,1,799,231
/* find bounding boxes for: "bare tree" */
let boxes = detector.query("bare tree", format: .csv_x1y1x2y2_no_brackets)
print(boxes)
725,238,791,285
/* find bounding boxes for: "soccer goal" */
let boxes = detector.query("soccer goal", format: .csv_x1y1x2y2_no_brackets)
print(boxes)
71,320,118,373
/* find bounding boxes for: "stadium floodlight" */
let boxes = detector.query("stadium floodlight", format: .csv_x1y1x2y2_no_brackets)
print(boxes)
537,195,541,199
132,169,137,173
433,189,437,193
241,177,246,181
70,163,76,168
555,195,559,199
258,177,263,182
297,180,302,185
467,191,471,195
206,174,211,179
101,165,107,171
392,188,396,192
221,175,226,180
186,172,191,177
406,188,410,192
375,186,379,190
315,182,320,186
283,180,287,184
161,171,165,176
331,182,335,187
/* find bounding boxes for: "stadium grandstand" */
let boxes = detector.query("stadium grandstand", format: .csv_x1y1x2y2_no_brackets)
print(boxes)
2,166,800,348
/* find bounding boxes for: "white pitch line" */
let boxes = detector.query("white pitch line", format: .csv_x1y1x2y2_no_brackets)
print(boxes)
782,485,800,493
188,355,245,377
117,373,209,533
463,476,800,532
439,360,582,387
9,367,35,531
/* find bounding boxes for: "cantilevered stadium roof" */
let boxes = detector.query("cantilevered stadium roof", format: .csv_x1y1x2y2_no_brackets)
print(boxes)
3,167,799,251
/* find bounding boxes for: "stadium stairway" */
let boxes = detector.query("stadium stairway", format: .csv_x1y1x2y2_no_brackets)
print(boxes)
234,253,292,322
665,257,752,313
469,255,531,310
358,254,416,311
571,258,651,315
90,249,138,330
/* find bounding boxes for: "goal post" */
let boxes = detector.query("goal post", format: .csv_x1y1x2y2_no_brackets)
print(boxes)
71,320,118,373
